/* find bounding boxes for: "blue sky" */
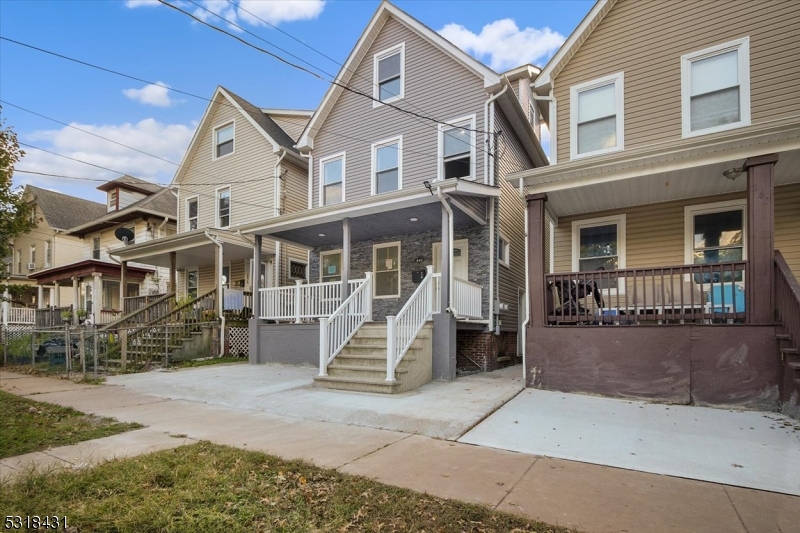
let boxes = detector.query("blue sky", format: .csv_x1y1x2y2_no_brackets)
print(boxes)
1,0,593,203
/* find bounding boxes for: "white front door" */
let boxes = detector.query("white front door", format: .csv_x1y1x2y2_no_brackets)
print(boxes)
433,239,468,280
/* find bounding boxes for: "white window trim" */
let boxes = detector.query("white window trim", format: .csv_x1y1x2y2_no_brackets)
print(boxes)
288,259,308,280
185,195,199,232
437,113,477,182
44,240,52,267
373,241,401,299
571,213,627,273
318,152,346,207
370,135,403,196
215,185,231,229
212,120,235,160
373,42,405,107
319,249,343,283
186,267,199,299
498,233,511,268
569,71,625,161
683,199,747,265
681,37,751,138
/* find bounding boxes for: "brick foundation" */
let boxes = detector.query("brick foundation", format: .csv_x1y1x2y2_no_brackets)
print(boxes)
456,330,519,371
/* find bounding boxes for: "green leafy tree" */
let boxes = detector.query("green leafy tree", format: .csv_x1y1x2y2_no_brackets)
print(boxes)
0,105,36,301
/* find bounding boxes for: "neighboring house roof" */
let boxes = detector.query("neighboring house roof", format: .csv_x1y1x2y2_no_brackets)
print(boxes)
170,86,306,186
97,174,164,195
25,185,107,231
66,187,178,236
297,0,502,150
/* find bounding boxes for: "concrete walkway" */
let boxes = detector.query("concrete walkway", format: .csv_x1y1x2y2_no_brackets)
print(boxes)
2,370,799,533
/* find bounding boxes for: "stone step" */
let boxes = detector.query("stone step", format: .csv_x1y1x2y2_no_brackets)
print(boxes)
354,324,432,339
349,336,427,349
334,352,416,368
313,375,401,394
327,364,407,380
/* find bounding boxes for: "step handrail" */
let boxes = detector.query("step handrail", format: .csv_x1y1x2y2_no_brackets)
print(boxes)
775,250,800,348
100,292,175,331
318,274,373,376
386,265,434,382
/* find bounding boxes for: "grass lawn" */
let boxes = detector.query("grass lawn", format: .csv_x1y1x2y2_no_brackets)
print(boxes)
0,442,574,533
171,355,248,368
0,390,142,459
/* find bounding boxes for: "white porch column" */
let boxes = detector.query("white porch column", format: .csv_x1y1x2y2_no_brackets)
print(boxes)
252,235,262,319
120,261,127,314
92,273,102,324
53,282,60,307
72,276,79,316
2,288,9,327
217,241,224,318
37,285,44,309
342,217,351,300
440,203,451,313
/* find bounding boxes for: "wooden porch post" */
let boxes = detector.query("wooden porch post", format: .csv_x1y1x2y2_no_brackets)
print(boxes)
169,252,177,294
72,276,79,316
252,234,262,319
120,261,127,313
342,217,351,300
744,154,778,325
37,285,44,309
52,282,60,307
526,193,547,327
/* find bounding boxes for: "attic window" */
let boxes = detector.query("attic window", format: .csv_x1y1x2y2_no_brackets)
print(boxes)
215,123,234,158
373,43,405,105
108,189,117,211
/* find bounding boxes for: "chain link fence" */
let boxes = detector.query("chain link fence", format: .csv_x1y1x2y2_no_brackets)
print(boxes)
1,322,221,377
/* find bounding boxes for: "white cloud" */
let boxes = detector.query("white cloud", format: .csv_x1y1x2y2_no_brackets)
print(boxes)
191,0,241,31
238,0,325,26
122,82,177,107
439,19,565,72
124,0,161,7
14,119,195,202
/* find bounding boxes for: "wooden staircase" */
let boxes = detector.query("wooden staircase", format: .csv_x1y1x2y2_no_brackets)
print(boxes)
314,322,433,394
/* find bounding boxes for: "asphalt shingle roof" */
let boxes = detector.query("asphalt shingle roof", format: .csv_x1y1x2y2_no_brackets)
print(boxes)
26,185,107,231
223,87,300,153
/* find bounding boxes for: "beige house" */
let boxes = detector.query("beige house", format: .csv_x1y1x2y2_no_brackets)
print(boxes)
112,86,311,322
509,0,800,416
28,176,176,325
3,186,105,320
241,1,548,393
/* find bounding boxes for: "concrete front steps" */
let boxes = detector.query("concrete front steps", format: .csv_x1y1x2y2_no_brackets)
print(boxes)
314,322,433,394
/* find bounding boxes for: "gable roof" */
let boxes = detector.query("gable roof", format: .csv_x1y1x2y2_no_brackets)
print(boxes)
97,174,163,195
533,0,615,93
65,187,177,236
25,185,107,231
170,86,305,186
297,0,501,150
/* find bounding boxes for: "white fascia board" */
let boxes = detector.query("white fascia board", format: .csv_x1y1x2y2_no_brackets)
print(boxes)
171,86,223,186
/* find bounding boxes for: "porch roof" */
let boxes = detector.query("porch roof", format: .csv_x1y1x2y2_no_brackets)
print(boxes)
240,180,498,248
109,229,264,270
27,260,153,285
508,117,800,218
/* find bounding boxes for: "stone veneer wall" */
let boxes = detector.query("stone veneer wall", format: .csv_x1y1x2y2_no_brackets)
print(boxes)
309,225,491,321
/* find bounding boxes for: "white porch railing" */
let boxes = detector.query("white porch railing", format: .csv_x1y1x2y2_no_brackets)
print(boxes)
259,279,364,322
319,273,373,376
8,307,35,324
431,274,482,319
386,266,434,382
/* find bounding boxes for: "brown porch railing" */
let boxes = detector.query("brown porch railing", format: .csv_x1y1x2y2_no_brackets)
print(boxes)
124,293,167,315
544,261,747,325
35,305,72,328
100,292,174,330
775,251,800,347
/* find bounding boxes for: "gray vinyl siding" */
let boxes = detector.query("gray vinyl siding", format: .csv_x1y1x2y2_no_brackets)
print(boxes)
496,109,534,332
554,0,800,163
270,115,309,143
450,194,486,221
310,16,487,207
281,159,308,215
177,92,278,231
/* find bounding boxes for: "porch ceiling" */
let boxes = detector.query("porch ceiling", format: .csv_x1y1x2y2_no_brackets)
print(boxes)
272,201,481,248
546,147,800,218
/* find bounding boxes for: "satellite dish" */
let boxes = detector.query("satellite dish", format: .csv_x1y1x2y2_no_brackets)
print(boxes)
115,227,135,245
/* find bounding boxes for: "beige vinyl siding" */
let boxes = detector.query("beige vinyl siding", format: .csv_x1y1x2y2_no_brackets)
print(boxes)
496,109,534,332
554,0,800,163
177,93,277,231
776,184,800,277
11,212,84,275
311,17,487,207
118,189,146,209
281,159,308,215
278,243,309,286
270,115,309,143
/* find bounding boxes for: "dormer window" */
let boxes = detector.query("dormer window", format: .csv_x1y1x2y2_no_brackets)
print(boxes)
373,43,405,105
108,189,117,211
214,123,234,159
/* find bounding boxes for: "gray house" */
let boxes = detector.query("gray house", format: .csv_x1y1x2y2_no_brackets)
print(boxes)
242,1,547,393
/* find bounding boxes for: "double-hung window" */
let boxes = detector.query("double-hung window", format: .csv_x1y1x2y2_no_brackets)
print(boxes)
45,240,52,267
570,72,624,159
685,200,745,282
29,245,35,268
439,115,476,180
320,153,344,206
186,268,198,300
216,186,231,228
320,250,342,283
214,123,234,158
92,237,101,260
372,137,402,194
373,242,400,298
187,197,199,230
373,43,404,105
572,215,626,289
681,38,750,137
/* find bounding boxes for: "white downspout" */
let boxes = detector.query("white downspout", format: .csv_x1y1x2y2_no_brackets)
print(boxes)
158,216,169,234
300,151,313,210
532,86,557,164
204,229,225,357
436,187,456,317
274,150,286,217
483,84,508,185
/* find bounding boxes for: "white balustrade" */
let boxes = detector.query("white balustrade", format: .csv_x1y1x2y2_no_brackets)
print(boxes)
453,277,482,319
259,279,366,322
319,273,373,376
8,307,35,324
386,266,434,382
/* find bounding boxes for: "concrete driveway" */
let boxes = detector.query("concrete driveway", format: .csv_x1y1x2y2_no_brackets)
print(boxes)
458,388,800,496
107,363,525,440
